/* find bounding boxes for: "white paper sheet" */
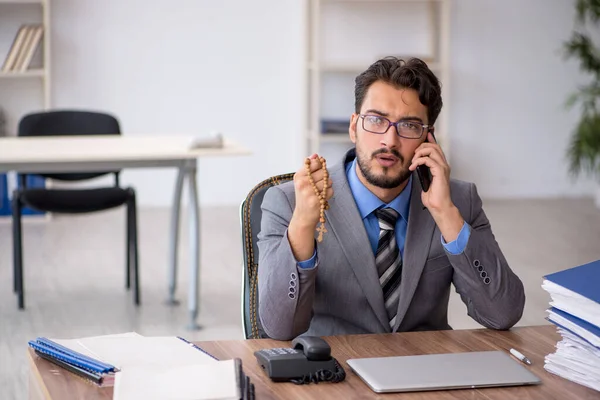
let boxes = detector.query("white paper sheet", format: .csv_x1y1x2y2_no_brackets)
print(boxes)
69,337,216,369
544,362,600,392
51,332,144,362
544,328,600,393
113,360,240,400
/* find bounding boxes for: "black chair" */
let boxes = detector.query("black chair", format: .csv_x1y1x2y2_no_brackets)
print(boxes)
240,172,294,339
12,110,139,310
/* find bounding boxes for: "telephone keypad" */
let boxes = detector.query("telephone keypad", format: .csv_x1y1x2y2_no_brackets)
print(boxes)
263,347,300,357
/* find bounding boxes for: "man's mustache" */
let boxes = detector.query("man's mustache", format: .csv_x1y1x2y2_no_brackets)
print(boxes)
372,148,403,163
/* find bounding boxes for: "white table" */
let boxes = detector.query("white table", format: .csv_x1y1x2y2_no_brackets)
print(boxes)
0,135,251,329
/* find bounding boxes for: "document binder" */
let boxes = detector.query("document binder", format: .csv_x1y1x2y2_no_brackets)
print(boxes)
543,259,600,329
235,358,256,400
28,337,117,374
34,350,114,387
548,307,600,348
544,259,600,304
29,337,118,387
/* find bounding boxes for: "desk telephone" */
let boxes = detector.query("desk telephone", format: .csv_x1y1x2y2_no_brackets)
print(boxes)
254,336,346,385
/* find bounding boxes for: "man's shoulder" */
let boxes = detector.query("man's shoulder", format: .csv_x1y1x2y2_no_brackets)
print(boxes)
267,179,295,196
448,178,475,193
447,178,478,208
262,179,296,208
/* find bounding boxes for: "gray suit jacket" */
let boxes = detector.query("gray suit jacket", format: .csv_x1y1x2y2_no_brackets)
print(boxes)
257,149,525,340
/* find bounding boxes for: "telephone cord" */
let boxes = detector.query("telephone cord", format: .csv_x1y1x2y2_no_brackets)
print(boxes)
290,358,346,385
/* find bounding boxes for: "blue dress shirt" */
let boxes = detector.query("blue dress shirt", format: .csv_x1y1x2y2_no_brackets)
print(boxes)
297,158,470,268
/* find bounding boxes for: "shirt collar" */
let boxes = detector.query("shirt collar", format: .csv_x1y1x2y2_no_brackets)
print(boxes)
346,157,411,223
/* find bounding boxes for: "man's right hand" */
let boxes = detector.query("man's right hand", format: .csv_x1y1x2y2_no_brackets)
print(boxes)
288,154,333,262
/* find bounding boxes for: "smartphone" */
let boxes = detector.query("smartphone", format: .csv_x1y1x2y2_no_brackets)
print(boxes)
416,131,435,192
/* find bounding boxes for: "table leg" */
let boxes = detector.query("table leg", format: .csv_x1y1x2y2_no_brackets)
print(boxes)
187,160,201,330
166,166,185,306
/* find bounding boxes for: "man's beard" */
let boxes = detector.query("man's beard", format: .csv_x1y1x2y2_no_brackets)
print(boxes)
357,147,412,189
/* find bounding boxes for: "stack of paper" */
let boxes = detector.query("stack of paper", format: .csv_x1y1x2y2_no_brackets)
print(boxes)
30,332,250,399
542,259,600,392
188,132,224,149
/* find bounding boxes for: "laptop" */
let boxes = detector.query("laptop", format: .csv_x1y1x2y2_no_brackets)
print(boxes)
346,351,541,393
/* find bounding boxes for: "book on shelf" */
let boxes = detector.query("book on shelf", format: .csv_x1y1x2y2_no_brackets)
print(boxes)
1,25,28,72
1,24,44,73
0,174,9,217
321,119,350,134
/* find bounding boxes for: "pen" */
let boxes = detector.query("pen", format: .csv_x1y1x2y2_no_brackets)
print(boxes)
510,348,532,365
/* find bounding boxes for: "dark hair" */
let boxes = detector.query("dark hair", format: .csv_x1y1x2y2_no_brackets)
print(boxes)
354,57,443,125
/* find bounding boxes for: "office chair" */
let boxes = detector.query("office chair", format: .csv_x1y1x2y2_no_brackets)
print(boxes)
240,172,294,339
12,110,140,310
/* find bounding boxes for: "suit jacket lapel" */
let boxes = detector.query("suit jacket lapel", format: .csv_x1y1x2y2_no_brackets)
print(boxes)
325,151,389,332
393,171,436,331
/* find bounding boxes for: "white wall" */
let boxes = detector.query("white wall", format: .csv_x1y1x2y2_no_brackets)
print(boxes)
449,0,596,198
50,0,306,207
2,0,595,206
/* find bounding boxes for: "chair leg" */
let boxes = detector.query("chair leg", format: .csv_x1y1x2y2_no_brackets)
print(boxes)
125,205,131,291
12,192,24,310
127,190,140,306
13,205,18,294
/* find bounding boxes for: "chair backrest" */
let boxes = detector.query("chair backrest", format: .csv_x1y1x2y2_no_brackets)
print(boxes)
240,172,294,339
18,110,121,182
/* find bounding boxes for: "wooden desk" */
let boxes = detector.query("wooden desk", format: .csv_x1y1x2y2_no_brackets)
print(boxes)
0,135,250,328
28,325,599,399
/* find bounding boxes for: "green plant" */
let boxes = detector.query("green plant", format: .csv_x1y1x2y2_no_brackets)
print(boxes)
564,0,600,180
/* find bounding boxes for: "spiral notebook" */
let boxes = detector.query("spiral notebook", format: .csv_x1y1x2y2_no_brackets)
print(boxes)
29,337,118,372
28,336,118,386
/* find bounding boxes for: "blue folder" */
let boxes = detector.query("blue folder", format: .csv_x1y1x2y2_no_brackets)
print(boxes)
0,174,47,216
0,174,9,216
548,307,600,349
28,338,117,374
544,259,600,304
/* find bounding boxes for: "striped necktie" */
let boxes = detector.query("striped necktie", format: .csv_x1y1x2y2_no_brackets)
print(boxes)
374,208,403,329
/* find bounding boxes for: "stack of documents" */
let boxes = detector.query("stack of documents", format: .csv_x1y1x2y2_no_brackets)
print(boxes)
542,259,600,392
29,332,253,399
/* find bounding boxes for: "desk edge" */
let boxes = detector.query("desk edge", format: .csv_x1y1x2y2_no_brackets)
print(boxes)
27,349,53,400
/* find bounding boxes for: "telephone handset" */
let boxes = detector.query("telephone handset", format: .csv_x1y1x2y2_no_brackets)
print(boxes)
416,130,436,192
254,336,346,385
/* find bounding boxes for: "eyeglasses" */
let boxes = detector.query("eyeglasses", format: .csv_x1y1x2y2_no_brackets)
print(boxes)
359,114,430,139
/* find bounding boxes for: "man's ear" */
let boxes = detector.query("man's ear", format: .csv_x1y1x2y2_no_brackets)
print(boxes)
428,126,436,143
349,114,358,143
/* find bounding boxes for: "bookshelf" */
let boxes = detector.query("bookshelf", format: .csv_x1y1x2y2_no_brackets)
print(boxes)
0,0,45,3
0,0,51,219
0,68,45,78
0,0,51,116
305,0,451,162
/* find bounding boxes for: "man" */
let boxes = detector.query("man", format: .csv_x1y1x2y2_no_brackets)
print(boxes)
257,57,525,341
